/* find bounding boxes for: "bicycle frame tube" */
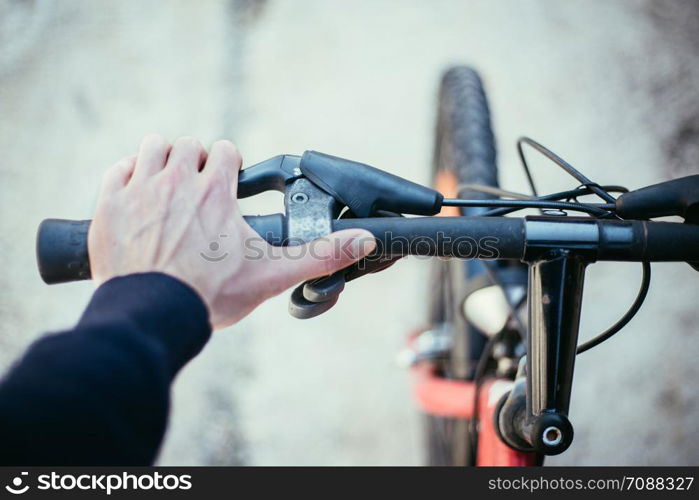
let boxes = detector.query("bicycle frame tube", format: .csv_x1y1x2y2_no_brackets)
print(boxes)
411,363,538,465
476,378,539,466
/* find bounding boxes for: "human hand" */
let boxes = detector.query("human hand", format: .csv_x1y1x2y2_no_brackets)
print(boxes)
88,135,375,329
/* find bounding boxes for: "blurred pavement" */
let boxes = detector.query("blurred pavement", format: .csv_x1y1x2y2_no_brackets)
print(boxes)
1,0,698,465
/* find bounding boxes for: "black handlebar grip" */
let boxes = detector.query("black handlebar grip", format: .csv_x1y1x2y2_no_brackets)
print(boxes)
36,219,92,284
616,175,699,222
36,215,287,285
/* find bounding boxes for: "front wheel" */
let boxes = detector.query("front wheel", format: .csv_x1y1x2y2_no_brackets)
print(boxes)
425,66,499,466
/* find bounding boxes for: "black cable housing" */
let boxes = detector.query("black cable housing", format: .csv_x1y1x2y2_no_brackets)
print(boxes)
576,261,651,354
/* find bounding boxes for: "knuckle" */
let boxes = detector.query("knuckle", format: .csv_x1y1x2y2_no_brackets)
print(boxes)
97,189,117,209
175,136,202,149
143,133,168,147
114,155,136,170
213,140,242,163
212,139,234,148
141,135,171,157
102,157,132,184
102,166,115,180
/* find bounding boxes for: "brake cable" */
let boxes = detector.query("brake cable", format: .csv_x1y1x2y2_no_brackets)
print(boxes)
476,185,628,217
456,183,531,200
576,261,651,354
457,183,629,203
442,198,614,216
517,136,617,203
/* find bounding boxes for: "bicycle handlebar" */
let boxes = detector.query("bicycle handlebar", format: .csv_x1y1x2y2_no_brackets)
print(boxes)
35,152,699,284
36,215,699,284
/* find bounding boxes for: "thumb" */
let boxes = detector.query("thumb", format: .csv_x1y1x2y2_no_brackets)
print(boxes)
270,229,376,292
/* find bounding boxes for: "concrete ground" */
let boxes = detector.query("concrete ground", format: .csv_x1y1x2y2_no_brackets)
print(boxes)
1,0,698,465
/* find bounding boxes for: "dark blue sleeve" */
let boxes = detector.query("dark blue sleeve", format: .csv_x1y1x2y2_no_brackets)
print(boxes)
0,273,212,465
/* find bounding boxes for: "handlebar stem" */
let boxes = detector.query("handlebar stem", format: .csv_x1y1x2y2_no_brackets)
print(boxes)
497,249,585,456
522,250,586,454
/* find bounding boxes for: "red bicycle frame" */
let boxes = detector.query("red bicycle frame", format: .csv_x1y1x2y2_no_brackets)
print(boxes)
410,361,537,466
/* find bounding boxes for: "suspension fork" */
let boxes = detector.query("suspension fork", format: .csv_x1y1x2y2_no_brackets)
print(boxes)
497,250,588,455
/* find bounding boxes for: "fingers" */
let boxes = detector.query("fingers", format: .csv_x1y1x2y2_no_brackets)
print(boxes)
267,229,377,293
202,140,243,188
130,136,240,185
100,156,136,195
165,136,207,175
132,134,172,181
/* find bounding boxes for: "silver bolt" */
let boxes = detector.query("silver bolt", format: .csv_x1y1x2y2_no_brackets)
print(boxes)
542,209,567,216
542,426,563,446
291,192,309,204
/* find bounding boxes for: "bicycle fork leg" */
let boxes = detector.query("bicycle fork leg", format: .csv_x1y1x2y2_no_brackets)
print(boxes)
497,250,587,455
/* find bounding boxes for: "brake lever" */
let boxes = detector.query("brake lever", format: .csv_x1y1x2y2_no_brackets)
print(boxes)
302,273,346,303
288,250,403,320
237,154,302,198
237,154,420,319
289,285,340,319
287,209,405,319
